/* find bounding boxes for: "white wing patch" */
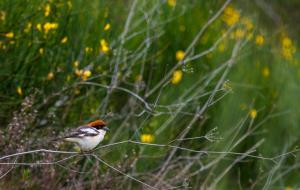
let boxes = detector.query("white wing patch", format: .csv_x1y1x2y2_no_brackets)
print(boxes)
79,127,98,135
65,128,107,151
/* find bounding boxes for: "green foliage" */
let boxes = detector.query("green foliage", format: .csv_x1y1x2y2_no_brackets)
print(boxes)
1,0,300,189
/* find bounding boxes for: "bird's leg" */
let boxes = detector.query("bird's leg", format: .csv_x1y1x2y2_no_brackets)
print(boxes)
80,149,95,155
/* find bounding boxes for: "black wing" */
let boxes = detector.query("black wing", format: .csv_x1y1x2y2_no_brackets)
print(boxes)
64,125,99,138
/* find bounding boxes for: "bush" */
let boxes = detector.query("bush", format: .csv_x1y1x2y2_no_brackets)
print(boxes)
1,0,300,189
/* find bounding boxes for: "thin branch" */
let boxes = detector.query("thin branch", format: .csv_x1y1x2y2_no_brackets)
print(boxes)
0,149,78,161
79,82,153,112
92,154,158,190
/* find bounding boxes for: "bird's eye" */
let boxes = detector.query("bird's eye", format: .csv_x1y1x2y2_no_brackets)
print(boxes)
95,124,105,129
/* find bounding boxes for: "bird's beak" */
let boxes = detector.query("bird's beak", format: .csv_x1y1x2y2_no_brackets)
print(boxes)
103,126,110,131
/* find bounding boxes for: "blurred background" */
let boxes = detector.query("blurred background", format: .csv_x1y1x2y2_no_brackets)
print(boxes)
1,0,300,189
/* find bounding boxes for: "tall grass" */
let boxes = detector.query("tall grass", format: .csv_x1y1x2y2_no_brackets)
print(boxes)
1,0,300,189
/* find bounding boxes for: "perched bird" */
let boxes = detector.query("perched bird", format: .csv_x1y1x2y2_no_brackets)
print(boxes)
61,119,109,151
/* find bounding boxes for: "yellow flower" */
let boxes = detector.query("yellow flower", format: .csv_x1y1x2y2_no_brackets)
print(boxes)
281,36,296,60
43,22,58,34
235,29,245,39
24,22,32,33
282,37,292,47
36,23,42,31
39,48,44,55
75,69,92,80
140,134,154,143
100,39,110,54
249,109,257,119
47,72,54,80
73,60,79,67
17,86,23,96
167,0,176,7
222,5,240,26
75,69,83,77
262,66,270,78
45,4,51,17
255,35,264,46
0,41,5,50
85,47,93,53
176,50,185,61
61,36,68,44
0,11,6,21
282,48,295,60
104,23,111,31
5,32,14,38
171,70,183,84
82,70,92,80
241,17,253,31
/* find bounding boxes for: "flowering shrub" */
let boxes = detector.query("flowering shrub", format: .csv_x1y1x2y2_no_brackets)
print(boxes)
0,0,300,189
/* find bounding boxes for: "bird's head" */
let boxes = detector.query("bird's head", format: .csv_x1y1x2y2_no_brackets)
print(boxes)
87,119,109,132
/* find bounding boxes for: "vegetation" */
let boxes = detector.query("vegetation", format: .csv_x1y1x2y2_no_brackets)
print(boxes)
1,0,300,189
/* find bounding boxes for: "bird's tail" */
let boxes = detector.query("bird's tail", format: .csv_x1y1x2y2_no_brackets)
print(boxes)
50,137,64,142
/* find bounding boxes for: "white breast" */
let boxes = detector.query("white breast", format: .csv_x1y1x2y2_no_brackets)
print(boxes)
65,130,106,151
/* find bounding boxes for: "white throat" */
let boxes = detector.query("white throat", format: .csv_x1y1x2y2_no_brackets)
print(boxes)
97,129,107,139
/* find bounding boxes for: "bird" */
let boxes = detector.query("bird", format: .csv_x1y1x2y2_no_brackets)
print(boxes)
60,119,109,152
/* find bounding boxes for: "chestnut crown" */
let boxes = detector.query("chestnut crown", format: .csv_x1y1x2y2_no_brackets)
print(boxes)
87,119,106,130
